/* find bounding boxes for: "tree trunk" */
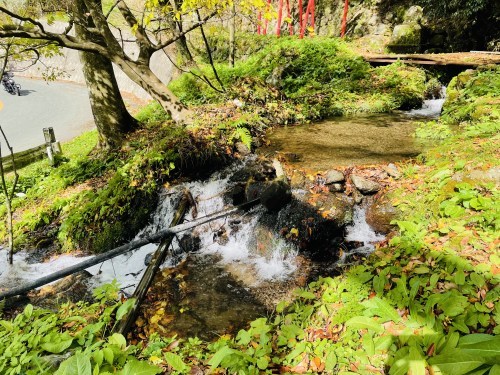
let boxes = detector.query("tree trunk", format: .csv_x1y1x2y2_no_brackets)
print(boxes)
228,4,236,67
74,0,137,150
80,51,137,149
113,57,192,122
168,0,193,65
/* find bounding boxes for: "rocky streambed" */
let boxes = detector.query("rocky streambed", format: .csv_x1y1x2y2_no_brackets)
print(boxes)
1,97,445,337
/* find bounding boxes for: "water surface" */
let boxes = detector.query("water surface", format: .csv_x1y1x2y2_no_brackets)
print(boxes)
261,112,433,170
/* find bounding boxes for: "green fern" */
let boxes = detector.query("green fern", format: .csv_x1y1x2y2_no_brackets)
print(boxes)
231,127,252,149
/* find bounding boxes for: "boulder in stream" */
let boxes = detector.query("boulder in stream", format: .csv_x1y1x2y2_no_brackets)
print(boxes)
260,178,292,212
351,175,382,194
324,169,345,184
365,196,398,234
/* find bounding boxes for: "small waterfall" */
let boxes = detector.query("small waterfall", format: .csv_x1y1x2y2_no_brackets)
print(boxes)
337,205,385,265
89,160,299,292
0,161,300,296
408,86,446,118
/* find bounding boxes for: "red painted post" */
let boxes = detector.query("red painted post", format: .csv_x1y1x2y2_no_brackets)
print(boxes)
298,0,303,38
257,11,262,35
311,0,315,33
300,0,313,38
341,0,349,37
263,0,272,35
276,0,284,36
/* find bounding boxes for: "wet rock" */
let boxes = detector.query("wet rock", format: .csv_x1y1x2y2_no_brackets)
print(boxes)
235,142,251,156
30,271,93,309
328,183,344,193
259,194,345,259
389,23,421,53
366,196,398,234
245,180,267,202
384,163,401,179
179,233,201,253
290,171,307,189
228,159,275,184
317,192,355,225
351,175,381,194
260,179,292,212
227,183,246,206
144,252,154,266
325,169,345,184
353,189,364,204
214,227,229,246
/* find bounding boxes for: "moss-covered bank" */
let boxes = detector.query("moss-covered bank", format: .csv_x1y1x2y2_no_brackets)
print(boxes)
171,37,430,122
0,38,434,255
0,59,498,375
134,66,499,374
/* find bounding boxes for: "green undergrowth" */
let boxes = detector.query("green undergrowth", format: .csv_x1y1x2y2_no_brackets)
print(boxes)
0,282,160,375
2,53,498,375
170,37,429,126
134,66,499,373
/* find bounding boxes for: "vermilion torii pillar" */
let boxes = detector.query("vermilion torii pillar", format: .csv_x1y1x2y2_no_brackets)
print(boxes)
257,0,316,37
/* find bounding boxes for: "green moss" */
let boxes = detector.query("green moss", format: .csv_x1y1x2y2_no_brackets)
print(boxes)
170,37,428,121
138,65,499,375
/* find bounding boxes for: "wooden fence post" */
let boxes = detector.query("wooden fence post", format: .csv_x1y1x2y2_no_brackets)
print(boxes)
43,127,62,166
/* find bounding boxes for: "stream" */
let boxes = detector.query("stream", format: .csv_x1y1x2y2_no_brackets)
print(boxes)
0,95,445,338
260,95,444,170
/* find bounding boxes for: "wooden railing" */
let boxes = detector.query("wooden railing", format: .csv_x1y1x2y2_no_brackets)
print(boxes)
0,127,62,172
0,143,46,172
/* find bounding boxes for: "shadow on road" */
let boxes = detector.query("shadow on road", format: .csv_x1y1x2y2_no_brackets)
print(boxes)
19,89,37,96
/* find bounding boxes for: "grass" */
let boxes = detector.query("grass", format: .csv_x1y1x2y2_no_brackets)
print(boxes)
131,65,500,375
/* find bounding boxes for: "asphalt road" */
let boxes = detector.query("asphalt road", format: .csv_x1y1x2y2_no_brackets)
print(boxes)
0,77,94,152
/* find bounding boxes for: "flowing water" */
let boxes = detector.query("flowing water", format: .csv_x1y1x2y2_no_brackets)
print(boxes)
0,97,445,336
260,96,445,170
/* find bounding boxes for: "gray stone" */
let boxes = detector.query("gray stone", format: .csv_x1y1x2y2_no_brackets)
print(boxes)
390,23,421,45
468,167,500,183
235,142,251,155
351,175,381,194
403,6,424,24
385,163,401,179
265,65,285,87
366,197,398,234
325,169,345,184
328,183,344,193
245,180,267,202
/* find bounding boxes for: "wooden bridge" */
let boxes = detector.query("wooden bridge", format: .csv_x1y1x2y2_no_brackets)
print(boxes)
362,52,500,67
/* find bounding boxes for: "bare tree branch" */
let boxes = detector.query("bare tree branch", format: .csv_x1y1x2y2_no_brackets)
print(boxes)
116,0,154,60
0,24,108,55
153,10,216,51
0,6,46,33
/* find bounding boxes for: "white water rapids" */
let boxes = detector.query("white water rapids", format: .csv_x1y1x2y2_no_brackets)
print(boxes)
0,161,387,297
407,86,447,118
0,162,299,295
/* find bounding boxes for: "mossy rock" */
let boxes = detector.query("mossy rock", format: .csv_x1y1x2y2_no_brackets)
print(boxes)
388,23,421,53
457,69,476,88
403,6,424,24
